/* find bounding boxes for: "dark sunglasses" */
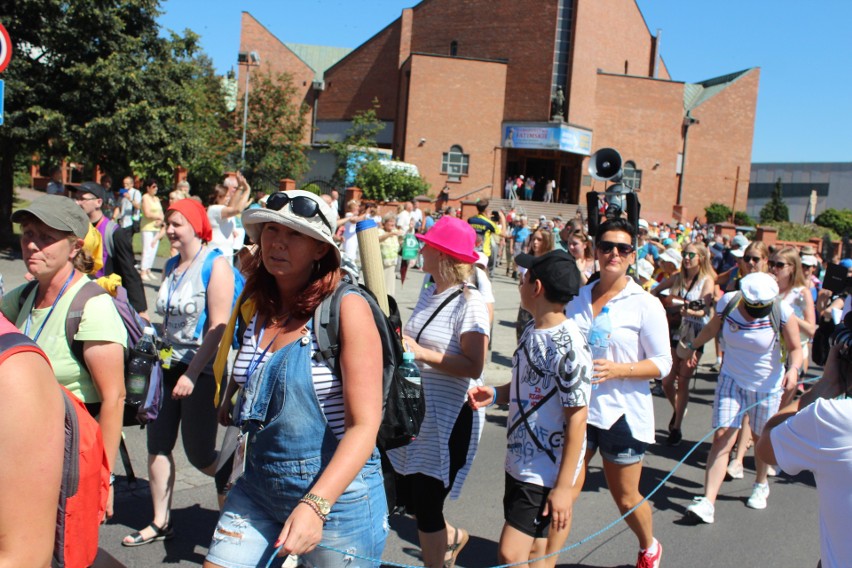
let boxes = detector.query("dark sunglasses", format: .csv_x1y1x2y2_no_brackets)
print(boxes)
266,193,332,231
596,241,635,255
768,260,788,269
683,252,698,259
743,255,762,264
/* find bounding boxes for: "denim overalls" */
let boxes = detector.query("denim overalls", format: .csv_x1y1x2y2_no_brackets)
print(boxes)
206,327,388,568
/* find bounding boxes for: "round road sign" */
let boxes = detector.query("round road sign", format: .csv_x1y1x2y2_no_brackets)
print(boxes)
0,23,11,73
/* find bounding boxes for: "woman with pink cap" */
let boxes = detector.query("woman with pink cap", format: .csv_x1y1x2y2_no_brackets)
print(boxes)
122,198,235,547
387,215,490,568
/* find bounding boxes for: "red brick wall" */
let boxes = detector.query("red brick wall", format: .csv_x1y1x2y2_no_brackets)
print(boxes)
568,0,666,129
239,12,316,145
594,73,685,220
401,54,507,200
681,69,760,219
408,0,558,122
319,24,403,121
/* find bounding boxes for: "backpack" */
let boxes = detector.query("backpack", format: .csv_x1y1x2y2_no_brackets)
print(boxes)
0,330,109,568
165,247,246,347
312,281,424,451
19,279,163,426
719,292,786,363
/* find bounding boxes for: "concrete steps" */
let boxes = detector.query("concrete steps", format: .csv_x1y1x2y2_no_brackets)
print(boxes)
487,198,587,222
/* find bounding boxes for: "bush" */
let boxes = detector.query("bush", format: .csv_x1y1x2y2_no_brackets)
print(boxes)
355,160,430,202
704,203,732,224
814,208,852,236
734,211,756,227
300,183,322,196
763,221,839,242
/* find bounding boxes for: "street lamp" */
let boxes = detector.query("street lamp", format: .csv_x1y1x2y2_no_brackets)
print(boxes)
238,50,261,166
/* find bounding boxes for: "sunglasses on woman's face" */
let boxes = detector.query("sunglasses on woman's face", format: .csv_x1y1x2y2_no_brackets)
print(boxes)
266,193,332,231
596,241,635,255
768,260,788,269
683,252,698,260
743,255,762,264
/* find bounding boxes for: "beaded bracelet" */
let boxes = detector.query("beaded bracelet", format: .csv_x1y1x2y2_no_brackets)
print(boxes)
299,498,328,523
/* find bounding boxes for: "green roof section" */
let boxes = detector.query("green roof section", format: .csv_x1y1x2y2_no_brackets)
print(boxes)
684,68,754,111
284,42,352,82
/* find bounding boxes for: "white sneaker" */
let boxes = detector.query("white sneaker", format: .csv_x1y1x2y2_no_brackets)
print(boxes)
686,496,715,524
726,461,744,479
746,483,770,509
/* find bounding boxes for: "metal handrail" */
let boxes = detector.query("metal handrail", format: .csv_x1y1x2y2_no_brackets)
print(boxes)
446,184,492,201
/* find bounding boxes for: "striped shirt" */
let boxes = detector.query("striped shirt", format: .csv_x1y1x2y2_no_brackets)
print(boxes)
387,284,490,500
234,314,345,438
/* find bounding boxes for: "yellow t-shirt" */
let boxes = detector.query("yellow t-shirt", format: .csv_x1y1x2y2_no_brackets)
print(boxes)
1,278,127,403
141,194,164,233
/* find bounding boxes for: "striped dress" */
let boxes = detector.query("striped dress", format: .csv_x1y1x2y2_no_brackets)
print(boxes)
387,284,490,499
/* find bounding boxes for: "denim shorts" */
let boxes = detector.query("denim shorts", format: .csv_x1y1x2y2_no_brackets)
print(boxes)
586,415,647,465
206,463,388,568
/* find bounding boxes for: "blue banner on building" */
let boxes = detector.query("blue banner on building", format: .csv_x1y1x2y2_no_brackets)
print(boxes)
502,122,592,155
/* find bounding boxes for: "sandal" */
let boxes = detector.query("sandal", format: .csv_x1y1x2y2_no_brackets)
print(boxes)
121,522,174,547
444,527,469,568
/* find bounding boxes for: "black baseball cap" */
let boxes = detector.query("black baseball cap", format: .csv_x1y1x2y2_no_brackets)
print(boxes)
515,249,582,303
76,181,107,201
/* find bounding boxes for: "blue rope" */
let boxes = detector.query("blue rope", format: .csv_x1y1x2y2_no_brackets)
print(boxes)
264,376,820,568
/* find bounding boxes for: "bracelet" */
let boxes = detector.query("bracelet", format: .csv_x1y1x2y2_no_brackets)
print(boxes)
487,385,498,407
298,498,328,523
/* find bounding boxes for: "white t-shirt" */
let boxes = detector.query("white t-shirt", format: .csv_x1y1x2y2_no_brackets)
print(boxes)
411,208,423,230
471,267,494,304
396,210,411,232
387,284,490,499
128,188,142,220
717,292,792,393
342,213,359,261
207,204,235,264
565,278,672,444
771,398,852,568
506,319,592,487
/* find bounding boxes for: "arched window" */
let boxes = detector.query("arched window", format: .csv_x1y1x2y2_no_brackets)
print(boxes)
441,145,469,182
623,160,642,190
450,41,458,56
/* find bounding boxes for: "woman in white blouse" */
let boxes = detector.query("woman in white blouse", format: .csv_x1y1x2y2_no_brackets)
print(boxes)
565,218,672,567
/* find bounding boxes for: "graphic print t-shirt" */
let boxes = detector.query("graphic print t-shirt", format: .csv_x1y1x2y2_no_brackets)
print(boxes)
506,319,592,488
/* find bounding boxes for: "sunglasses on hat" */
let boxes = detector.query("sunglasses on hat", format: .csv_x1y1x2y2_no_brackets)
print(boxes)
596,241,635,255
266,193,332,231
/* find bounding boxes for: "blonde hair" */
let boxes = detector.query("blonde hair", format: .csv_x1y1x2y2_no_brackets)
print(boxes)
743,241,770,273
773,246,808,288
437,253,472,286
67,234,94,274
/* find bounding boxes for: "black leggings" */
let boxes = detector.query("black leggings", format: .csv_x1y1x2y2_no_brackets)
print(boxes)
398,404,473,533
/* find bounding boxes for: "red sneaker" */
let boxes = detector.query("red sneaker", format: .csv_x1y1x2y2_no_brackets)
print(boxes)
636,540,662,568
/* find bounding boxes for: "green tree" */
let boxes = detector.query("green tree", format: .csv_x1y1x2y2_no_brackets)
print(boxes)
814,208,852,237
759,178,790,223
324,99,386,189
240,71,310,192
0,0,232,245
355,160,430,202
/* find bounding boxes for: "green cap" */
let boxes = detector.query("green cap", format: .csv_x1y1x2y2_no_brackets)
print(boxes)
12,195,90,238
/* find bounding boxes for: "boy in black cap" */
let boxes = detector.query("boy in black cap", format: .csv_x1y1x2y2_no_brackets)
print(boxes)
468,250,592,567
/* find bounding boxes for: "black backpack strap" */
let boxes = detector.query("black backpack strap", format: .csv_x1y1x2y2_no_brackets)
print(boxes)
16,280,39,314
719,291,743,322
65,280,110,368
312,281,357,375
415,287,464,343
505,342,558,463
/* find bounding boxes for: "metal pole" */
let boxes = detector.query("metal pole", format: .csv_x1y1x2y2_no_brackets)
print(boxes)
240,64,252,165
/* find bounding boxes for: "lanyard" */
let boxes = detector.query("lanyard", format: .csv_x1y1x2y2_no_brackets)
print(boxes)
25,270,75,342
243,318,287,382
162,247,203,332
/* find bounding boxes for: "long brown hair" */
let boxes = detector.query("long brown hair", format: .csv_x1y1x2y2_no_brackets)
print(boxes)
241,242,340,321
773,245,808,289
675,242,716,290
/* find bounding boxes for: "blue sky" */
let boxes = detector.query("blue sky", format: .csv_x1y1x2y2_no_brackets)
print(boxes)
159,0,851,163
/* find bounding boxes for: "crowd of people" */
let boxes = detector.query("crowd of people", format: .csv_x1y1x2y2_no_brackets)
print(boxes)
1,178,851,568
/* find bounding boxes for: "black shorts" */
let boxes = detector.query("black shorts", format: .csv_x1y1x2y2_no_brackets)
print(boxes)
503,473,551,538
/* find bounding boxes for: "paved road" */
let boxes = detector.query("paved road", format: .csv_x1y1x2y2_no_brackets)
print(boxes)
0,240,822,567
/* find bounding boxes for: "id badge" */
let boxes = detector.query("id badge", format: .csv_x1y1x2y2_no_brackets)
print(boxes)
227,433,249,490
159,346,174,370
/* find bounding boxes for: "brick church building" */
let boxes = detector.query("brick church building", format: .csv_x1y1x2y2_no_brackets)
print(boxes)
238,0,759,221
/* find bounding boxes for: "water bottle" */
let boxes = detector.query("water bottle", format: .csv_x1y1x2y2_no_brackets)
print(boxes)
126,327,156,406
588,306,613,389
399,351,421,387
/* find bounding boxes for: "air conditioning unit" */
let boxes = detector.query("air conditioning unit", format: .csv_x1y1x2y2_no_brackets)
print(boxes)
312,80,325,91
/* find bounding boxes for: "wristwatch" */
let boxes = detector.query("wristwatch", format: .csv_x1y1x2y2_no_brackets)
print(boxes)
302,492,331,516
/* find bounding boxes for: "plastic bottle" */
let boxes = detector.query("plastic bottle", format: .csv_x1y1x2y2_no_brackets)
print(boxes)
126,327,157,406
588,306,612,389
399,351,421,387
